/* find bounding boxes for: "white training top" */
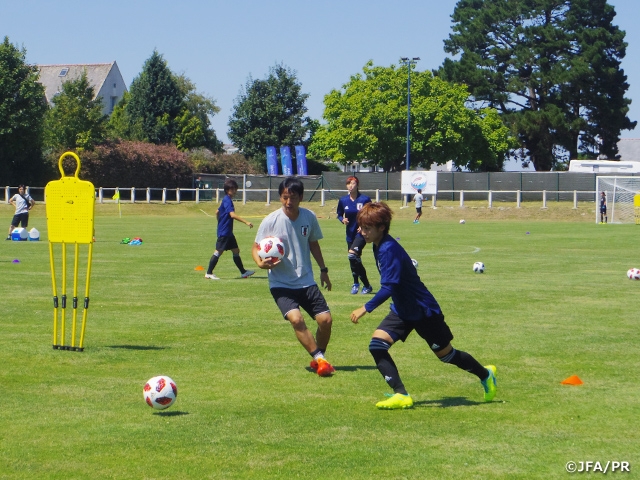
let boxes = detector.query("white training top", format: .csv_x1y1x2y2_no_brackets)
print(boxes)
11,193,33,215
414,193,423,208
256,207,323,289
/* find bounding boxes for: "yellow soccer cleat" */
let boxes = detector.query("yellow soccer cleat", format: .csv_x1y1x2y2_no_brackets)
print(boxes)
481,365,497,402
376,393,414,410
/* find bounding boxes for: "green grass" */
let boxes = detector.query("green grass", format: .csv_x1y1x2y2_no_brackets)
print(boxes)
1,201,639,479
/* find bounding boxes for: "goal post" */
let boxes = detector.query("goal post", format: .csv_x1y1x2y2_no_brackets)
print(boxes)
595,176,640,224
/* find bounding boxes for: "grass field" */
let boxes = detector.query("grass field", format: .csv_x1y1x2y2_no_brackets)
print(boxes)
1,200,639,479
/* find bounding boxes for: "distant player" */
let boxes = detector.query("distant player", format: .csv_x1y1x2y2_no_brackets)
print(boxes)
350,202,497,409
7,185,35,240
413,188,423,224
336,176,374,295
600,191,607,223
252,177,335,377
205,178,255,280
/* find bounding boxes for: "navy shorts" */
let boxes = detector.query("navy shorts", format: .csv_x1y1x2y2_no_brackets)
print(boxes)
416,207,422,214
11,213,29,228
347,234,367,257
376,310,453,353
215,235,239,252
270,285,330,320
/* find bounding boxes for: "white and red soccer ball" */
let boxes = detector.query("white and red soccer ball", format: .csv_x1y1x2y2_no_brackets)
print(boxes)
257,236,285,260
627,268,640,280
143,375,177,410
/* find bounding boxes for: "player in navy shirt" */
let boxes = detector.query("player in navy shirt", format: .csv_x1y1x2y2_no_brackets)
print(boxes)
600,191,607,223
205,179,255,280
350,202,497,409
336,176,374,295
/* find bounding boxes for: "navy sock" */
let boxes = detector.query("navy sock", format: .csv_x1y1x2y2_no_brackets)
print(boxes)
440,348,488,380
207,253,220,274
369,338,407,394
233,254,245,273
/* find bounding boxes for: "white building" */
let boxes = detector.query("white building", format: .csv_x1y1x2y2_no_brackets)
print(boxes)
37,62,127,116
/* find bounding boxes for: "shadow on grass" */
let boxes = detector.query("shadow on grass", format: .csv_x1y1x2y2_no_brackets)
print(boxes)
107,345,167,350
305,365,378,373
153,411,189,417
414,396,484,408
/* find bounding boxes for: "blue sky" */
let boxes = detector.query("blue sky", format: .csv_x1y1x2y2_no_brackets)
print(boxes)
2,0,638,168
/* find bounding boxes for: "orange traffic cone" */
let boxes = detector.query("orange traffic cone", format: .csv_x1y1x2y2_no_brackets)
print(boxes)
561,375,583,385
194,265,204,271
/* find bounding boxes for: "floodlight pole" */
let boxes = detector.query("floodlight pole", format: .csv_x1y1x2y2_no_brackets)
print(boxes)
400,57,420,203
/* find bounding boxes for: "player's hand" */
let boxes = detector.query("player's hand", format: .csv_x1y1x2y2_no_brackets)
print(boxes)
320,271,332,291
247,222,253,229
350,306,367,324
342,218,349,225
258,257,281,269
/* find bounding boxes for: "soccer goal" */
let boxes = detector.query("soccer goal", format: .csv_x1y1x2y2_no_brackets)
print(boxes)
595,176,640,224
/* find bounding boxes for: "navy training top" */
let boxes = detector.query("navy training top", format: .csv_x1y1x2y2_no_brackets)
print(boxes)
337,193,371,244
364,234,441,321
217,194,235,237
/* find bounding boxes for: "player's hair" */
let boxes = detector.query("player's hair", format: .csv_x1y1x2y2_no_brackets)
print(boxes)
357,202,393,235
279,177,304,197
346,176,359,186
417,188,422,193
223,178,239,193
18,184,25,189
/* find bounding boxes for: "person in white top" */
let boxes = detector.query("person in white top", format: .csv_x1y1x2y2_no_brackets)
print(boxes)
252,177,335,377
7,185,35,240
413,189,423,224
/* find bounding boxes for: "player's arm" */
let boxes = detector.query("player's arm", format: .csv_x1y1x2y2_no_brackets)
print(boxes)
229,211,252,228
309,240,331,291
350,285,392,323
29,197,35,209
336,200,347,224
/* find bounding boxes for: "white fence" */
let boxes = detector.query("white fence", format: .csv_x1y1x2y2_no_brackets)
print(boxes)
5,185,597,209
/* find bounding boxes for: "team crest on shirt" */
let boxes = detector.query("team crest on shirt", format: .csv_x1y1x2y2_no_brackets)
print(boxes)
357,203,363,210
301,225,309,237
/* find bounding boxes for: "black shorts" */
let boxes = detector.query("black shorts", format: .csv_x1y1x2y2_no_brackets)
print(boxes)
215,235,239,251
376,310,453,353
347,234,367,257
11,213,29,228
600,206,607,214
270,285,330,320
416,207,422,214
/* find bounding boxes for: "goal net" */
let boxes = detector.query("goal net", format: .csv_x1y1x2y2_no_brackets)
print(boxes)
595,176,640,224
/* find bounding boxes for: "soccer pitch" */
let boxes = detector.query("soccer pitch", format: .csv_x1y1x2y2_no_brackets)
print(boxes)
2,201,638,479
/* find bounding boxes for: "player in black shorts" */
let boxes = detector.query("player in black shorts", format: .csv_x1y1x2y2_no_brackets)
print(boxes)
350,202,497,409
600,191,607,223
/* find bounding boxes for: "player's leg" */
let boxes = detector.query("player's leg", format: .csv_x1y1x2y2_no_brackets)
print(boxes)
228,237,254,278
206,236,228,279
7,215,19,239
370,313,414,409
302,286,334,376
350,236,373,294
416,314,497,401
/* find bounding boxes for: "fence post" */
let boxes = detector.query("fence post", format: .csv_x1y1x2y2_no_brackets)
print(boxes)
573,190,578,209
162,188,167,204
517,190,521,208
4,186,9,204
216,188,220,203
376,189,380,202
460,190,465,208
321,189,325,207
176,188,181,203
266,188,271,206
432,194,437,208
146,188,151,203
131,187,135,203
542,190,547,208
98,187,103,204
488,190,493,208
196,188,200,203
243,174,247,205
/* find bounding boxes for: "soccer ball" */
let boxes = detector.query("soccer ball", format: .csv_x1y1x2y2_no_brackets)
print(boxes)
473,261,485,273
257,236,285,260
411,258,418,268
143,375,178,410
627,268,640,280
459,219,465,224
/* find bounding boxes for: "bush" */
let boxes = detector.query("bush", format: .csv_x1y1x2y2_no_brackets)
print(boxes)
49,141,193,188
188,148,262,174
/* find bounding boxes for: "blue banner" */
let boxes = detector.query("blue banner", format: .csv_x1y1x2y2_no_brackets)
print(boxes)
280,146,293,176
266,146,279,176
295,145,308,176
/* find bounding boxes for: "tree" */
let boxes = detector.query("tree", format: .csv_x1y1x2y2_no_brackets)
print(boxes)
309,62,515,172
439,0,635,170
0,37,48,184
228,64,313,166
43,71,108,152
123,50,183,145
